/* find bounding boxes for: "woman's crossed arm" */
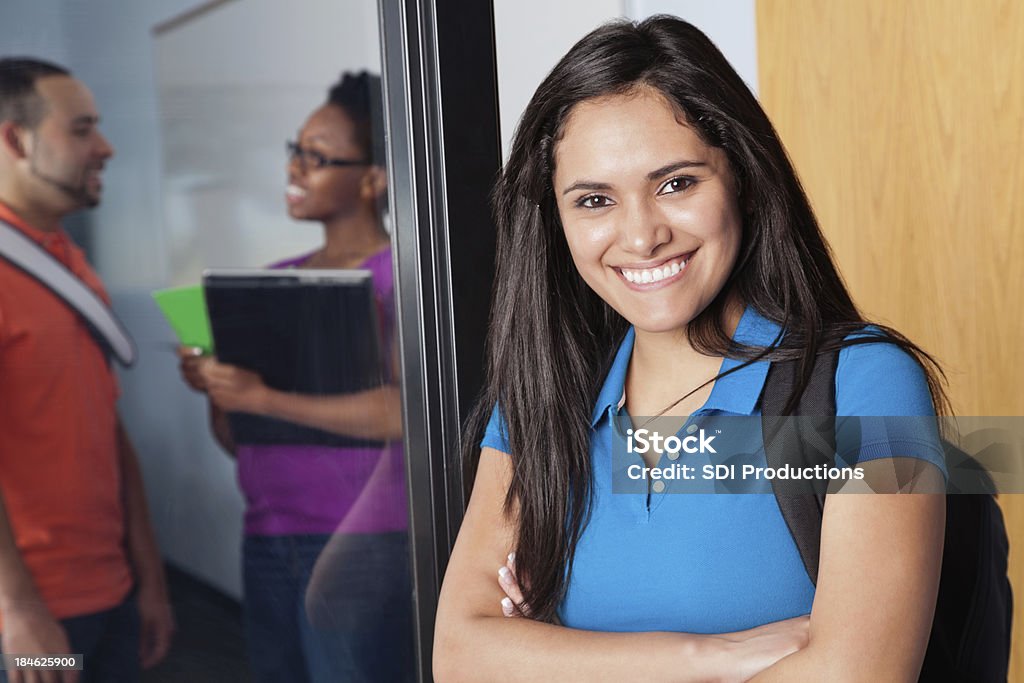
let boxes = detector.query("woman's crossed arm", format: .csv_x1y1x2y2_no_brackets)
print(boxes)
433,448,810,683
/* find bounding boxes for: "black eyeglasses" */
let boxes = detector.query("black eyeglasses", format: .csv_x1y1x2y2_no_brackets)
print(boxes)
286,141,370,170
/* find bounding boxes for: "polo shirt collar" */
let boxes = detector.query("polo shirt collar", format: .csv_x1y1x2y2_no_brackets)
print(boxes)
702,307,780,415
591,327,635,426
589,306,783,426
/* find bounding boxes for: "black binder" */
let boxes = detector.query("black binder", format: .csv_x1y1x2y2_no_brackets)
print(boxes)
203,268,385,448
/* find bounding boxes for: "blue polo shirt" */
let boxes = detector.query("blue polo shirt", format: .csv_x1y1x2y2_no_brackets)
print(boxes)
482,307,943,634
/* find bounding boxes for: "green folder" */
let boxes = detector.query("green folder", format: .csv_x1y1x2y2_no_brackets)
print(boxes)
151,285,213,354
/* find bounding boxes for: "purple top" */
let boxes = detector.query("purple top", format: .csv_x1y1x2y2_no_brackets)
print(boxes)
236,248,408,536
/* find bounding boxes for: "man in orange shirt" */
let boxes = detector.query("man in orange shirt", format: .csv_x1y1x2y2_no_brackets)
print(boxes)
0,58,173,682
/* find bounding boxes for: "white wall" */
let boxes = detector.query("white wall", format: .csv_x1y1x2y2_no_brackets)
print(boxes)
56,0,200,287
626,0,759,95
494,0,760,160
493,0,623,160
0,0,69,65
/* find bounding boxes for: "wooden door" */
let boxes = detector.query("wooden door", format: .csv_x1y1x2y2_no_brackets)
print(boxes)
757,0,1023,678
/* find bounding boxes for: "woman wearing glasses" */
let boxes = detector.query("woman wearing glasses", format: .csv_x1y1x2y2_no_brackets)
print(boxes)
178,72,413,683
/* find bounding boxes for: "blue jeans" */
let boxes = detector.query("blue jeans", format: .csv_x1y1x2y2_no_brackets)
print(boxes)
243,533,414,683
0,594,140,683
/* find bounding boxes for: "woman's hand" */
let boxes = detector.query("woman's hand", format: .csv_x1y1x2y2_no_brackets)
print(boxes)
716,616,810,681
199,360,272,415
176,345,208,393
497,552,529,618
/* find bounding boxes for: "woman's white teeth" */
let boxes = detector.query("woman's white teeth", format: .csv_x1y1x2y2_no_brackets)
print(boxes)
286,184,306,198
622,257,688,284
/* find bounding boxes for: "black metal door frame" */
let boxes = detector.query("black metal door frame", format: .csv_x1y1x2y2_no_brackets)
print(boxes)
378,1,500,679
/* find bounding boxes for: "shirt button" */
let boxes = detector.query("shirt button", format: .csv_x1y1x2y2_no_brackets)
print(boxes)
686,423,698,434
667,451,680,461
652,480,666,494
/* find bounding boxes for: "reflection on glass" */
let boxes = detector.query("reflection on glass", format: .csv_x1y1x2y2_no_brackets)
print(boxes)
176,71,414,682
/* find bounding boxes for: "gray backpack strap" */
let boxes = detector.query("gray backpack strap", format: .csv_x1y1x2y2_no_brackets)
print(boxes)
0,219,136,367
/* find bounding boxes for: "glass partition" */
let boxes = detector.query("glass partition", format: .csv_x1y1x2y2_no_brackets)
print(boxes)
0,1,499,681
153,1,416,681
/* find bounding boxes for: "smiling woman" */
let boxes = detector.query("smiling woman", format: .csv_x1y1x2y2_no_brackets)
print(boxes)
555,88,742,336
434,15,951,683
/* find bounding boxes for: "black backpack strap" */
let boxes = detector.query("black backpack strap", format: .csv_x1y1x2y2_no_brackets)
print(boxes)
760,349,840,585
764,348,1013,681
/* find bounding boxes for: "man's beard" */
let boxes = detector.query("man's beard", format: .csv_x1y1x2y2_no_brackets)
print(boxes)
29,158,101,208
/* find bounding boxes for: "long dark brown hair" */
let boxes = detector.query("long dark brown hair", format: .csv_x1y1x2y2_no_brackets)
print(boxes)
462,15,949,623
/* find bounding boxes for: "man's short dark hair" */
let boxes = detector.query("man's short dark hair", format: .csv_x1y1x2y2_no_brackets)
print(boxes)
0,57,71,128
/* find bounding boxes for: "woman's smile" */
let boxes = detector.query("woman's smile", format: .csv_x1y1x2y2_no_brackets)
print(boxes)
284,183,307,206
616,248,697,288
